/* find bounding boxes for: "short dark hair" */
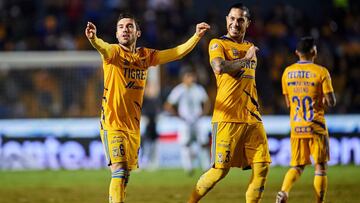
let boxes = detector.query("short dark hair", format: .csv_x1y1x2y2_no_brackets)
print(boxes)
117,13,140,31
296,36,315,54
180,66,196,78
228,3,251,19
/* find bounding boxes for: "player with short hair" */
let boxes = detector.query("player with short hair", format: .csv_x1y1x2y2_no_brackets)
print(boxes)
276,37,336,203
164,67,211,175
85,13,210,203
188,3,271,203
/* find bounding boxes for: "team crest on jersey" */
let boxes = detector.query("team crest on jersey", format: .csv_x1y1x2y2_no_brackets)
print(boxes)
112,147,120,157
210,43,219,51
232,48,239,57
217,153,224,163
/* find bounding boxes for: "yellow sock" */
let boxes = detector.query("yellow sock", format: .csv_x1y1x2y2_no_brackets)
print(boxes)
245,163,269,203
109,169,126,203
281,167,302,193
188,168,229,203
314,173,327,203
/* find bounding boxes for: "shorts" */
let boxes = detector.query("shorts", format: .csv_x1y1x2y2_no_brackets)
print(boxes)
211,122,271,169
100,129,140,170
290,134,330,166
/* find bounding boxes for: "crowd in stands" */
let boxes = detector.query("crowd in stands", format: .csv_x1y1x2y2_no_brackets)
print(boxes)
0,0,359,118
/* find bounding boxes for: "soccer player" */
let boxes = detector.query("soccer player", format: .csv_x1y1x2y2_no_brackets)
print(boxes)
188,3,271,203
85,13,210,203
276,37,336,203
164,68,211,175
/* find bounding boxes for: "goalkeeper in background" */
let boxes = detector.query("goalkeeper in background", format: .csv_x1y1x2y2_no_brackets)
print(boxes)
276,37,336,203
85,13,210,203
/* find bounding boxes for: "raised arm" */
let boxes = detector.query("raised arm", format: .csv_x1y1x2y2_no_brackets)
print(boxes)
85,22,113,60
210,45,258,74
155,22,210,65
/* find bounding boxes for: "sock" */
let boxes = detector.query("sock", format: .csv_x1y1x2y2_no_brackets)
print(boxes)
109,169,127,203
246,163,269,203
314,171,327,203
188,168,229,203
281,167,302,194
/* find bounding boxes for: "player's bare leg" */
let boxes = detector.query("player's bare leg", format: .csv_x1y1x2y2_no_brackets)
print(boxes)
188,168,229,203
276,165,304,203
314,163,327,203
246,163,269,203
109,162,128,203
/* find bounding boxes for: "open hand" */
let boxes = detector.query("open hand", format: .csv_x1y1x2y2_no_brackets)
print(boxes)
195,22,211,37
85,22,97,39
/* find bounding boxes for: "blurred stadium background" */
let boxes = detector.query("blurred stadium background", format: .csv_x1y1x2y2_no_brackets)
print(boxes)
0,0,359,202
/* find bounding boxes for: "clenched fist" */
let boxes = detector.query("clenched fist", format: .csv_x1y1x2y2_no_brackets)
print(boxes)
195,22,211,37
85,22,97,39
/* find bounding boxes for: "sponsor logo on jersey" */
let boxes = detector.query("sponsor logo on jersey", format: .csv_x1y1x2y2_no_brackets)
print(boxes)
125,81,144,90
287,71,316,79
217,153,224,163
123,68,147,80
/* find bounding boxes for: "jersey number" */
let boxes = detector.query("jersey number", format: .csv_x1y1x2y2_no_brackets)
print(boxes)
292,96,314,121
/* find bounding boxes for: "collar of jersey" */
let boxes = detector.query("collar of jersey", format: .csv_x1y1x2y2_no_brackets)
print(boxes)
297,60,313,64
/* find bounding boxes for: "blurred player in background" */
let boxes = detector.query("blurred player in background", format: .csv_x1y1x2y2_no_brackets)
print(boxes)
164,67,211,175
85,13,210,203
140,81,161,170
276,37,336,203
188,3,271,203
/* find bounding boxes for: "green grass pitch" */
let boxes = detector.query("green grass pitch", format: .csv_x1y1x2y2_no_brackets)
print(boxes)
0,165,359,203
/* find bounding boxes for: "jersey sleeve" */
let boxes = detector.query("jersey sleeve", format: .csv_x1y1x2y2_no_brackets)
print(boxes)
208,39,225,63
281,68,288,95
149,34,201,66
321,67,334,94
89,36,116,62
167,86,182,105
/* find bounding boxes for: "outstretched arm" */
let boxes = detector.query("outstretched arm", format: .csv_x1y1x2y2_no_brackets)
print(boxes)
155,22,210,65
210,46,258,74
85,22,112,60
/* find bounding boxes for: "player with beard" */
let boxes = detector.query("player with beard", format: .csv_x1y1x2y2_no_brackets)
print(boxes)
187,3,271,203
85,13,210,203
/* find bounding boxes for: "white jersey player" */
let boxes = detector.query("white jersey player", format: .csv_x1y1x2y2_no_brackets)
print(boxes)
165,68,211,174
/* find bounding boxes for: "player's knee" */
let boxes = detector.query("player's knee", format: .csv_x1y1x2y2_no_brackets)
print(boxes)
315,163,327,176
195,168,229,196
217,168,230,179
257,163,269,176
203,168,229,183
293,165,305,175
110,162,127,172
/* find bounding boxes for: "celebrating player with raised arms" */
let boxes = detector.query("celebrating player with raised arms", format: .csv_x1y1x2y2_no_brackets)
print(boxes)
85,13,210,203
188,3,271,203
276,37,336,203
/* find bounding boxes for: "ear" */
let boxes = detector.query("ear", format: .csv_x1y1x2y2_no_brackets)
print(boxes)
295,50,300,57
246,19,251,28
137,30,141,38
